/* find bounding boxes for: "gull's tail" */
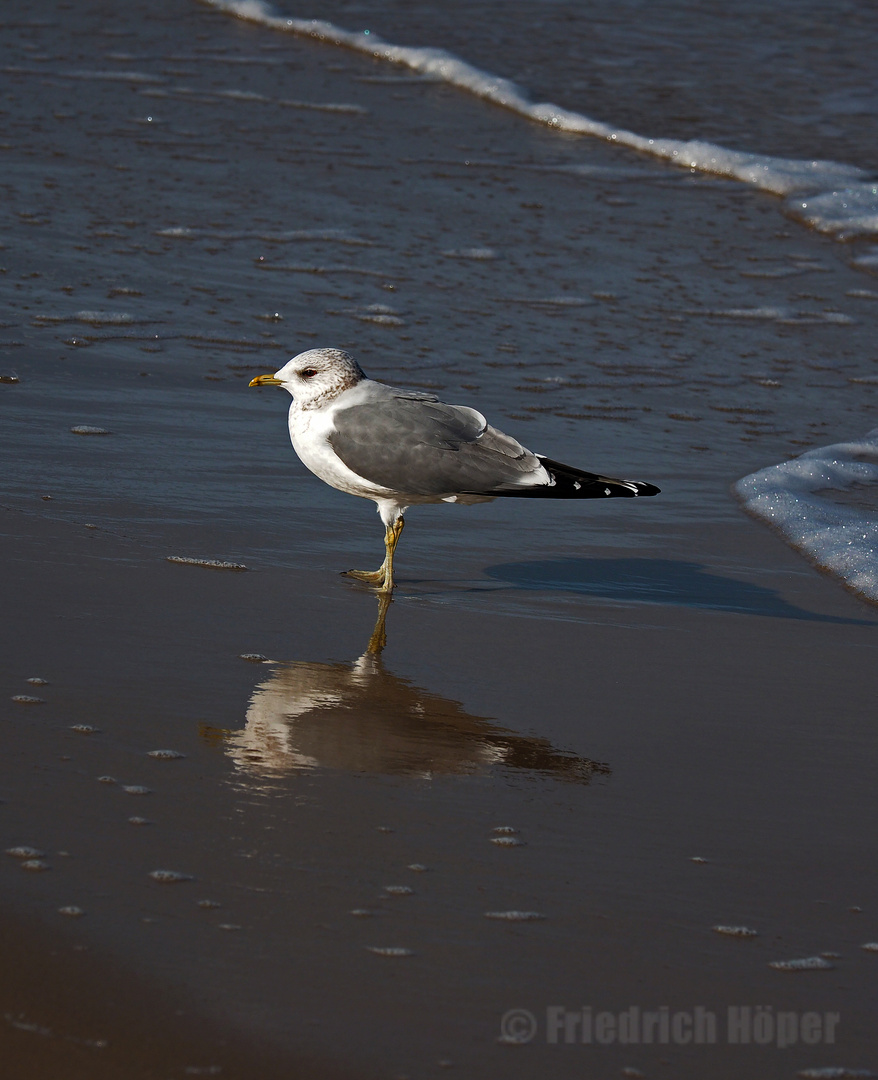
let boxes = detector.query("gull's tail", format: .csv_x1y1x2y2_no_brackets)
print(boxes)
490,457,661,500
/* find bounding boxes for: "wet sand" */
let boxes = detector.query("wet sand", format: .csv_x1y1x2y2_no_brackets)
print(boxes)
0,903,354,1080
3,506,877,1078
2,1,877,1077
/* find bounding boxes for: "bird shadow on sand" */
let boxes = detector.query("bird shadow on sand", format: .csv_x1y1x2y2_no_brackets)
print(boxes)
213,596,608,785
482,557,876,625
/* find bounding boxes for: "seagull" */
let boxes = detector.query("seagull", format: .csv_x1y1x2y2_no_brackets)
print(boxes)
249,348,660,592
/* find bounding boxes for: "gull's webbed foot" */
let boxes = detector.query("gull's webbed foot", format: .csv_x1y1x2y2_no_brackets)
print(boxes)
343,567,387,585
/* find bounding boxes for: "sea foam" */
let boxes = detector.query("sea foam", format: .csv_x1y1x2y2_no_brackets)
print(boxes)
786,183,878,240
735,430,878,605
202,0,876,239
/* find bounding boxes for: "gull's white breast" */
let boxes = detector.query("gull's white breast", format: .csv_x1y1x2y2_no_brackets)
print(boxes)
287,392,396,500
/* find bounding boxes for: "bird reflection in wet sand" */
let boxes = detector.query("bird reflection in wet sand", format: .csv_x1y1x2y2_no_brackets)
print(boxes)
225,596,609,783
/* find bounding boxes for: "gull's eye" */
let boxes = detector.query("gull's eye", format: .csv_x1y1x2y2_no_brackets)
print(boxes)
300,368,318,379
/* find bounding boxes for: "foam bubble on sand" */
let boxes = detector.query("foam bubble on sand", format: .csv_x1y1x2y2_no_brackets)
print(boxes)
6,846,45,859
712,925,758,938
166,555,248,570
769,956,835,971
484,910,546,921
202,0,876,237
798,1070,877,1078
735,429,878,604
149,869,194,883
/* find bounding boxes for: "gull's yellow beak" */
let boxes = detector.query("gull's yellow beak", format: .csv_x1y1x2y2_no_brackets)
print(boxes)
248,374,283,387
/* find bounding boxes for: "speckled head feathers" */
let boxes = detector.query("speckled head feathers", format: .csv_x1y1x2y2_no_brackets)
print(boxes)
274,348,366,408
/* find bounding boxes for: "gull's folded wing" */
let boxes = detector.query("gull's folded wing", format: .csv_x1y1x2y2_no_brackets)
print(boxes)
328,397,547,496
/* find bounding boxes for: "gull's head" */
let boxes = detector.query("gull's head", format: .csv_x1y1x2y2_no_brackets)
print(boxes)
249,348,366,408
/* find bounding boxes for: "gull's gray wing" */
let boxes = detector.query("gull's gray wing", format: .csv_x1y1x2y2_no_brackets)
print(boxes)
328,396,546,496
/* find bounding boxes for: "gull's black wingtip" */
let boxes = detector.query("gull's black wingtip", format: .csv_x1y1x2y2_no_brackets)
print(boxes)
463,457,662,500
529,458,661,500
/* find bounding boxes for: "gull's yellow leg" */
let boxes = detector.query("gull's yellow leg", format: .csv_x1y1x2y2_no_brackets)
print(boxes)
344,517,405,590
377,516,404,595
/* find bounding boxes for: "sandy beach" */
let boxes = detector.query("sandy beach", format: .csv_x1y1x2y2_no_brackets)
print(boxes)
3,501,876,1078
2,1,877,1077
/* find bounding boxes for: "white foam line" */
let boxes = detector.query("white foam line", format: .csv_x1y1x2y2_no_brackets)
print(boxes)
735,429,878,604
200,0,878,238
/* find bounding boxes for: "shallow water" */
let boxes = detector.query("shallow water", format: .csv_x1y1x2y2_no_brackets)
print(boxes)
3,0,877,591
206,0,878,233
239,0,878,173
